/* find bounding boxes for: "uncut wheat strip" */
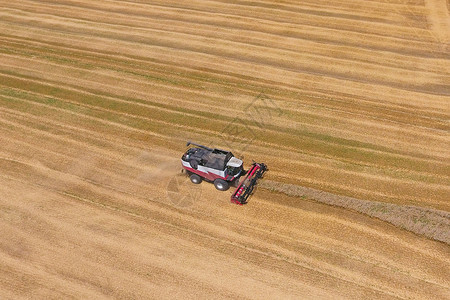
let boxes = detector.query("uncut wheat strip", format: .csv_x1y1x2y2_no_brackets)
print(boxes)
266,175,450,214
1,22,447,112
246,193,450,289
260,180,450,245
246,202,445,298
1,9,447,93
247,150,450,209
251,195,448,286
267,167,450,211
7,1,448,76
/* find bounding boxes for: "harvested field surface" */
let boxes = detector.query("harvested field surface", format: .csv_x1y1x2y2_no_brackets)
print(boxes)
0,0,449,299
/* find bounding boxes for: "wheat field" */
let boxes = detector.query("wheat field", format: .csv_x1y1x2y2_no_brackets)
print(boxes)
0,0,449,299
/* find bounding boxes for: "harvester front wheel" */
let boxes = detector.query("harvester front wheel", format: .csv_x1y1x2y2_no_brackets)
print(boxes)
190,174,202,184
214,179,229,191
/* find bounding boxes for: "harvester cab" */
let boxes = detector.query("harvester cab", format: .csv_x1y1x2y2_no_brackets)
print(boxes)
181,141,267,205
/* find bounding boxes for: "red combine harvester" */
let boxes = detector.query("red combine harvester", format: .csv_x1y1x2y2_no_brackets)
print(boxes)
181,142,267,205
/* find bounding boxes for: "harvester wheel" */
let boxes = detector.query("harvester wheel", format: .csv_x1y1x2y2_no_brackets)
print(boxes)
214,179,229,191
189,174,202,184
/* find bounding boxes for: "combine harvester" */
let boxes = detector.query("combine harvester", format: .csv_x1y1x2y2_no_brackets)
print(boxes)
181,142,267,205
